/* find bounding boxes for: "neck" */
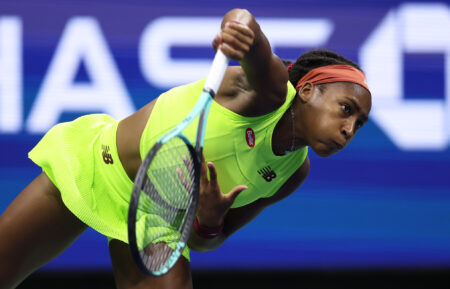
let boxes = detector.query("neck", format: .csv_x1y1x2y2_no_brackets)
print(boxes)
272,102,301,156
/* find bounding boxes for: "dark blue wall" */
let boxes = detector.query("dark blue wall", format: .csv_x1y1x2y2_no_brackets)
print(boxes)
0,0,449,271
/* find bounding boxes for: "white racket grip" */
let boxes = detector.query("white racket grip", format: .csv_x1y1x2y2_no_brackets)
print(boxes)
204,49,229,95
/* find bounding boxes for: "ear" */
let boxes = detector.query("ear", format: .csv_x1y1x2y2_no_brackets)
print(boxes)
297,81,314,103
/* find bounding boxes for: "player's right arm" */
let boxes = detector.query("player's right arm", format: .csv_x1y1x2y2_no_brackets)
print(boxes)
214,9,289,113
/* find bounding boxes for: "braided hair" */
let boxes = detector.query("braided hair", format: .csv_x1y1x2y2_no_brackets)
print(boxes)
283,49,362,91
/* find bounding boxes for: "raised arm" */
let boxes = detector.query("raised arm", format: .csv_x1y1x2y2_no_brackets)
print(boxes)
213,9,288,106
188,157,310,252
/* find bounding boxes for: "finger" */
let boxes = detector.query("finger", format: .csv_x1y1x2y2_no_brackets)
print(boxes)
183,155,195,176
200,154,208,184
222,22,254,47
219,44,245,61
221,31,253,53
225,185,248,203
176,168,191,191
212,33,222,51
207,162,218,186
182,154,193,172
225,21,255,39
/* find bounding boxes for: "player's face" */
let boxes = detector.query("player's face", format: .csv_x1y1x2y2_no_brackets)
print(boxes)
300,82,372,157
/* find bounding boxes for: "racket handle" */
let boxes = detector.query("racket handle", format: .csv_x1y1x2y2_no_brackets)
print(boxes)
204,49,229,95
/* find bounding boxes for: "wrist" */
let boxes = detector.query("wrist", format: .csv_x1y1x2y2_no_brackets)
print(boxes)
193,217,224,239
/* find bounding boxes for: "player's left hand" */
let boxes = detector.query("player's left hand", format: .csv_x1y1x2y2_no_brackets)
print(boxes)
196,155,247,228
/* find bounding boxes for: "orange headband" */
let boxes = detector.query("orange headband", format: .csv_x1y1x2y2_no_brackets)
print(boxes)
295,64,370,93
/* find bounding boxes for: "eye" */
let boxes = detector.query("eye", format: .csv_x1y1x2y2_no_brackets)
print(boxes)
341,103,352,114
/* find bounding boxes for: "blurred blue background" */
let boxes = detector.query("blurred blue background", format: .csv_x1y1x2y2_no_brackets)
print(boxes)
0,0,449,272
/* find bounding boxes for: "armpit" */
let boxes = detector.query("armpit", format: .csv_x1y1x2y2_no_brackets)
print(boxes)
235,71,251,93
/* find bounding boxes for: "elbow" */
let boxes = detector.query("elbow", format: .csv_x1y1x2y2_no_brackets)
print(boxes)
225,8,252,20
223,8,258,31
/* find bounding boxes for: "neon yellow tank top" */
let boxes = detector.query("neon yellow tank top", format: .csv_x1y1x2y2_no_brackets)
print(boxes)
140,79,308,208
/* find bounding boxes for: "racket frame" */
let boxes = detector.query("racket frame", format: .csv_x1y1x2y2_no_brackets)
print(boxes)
127,50,229,276
128,137,199,276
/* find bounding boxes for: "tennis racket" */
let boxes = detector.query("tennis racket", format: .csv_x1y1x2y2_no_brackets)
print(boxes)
127,49,229,276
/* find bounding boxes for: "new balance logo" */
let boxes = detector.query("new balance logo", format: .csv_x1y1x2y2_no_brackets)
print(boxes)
258,166,276,182
102,145,114,164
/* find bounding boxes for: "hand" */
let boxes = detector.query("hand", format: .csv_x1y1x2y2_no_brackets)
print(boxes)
196,155,248,228
212,21,255,61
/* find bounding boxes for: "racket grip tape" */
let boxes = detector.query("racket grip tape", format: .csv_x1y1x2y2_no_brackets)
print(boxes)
204,49,229,95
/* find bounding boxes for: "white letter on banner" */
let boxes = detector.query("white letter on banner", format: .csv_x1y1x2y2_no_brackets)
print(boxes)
360,3,450,150
27,17,135,133
0,17,22,133
139,17,333,89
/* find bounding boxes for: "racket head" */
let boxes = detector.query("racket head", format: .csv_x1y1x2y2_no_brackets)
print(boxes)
127,135,200,276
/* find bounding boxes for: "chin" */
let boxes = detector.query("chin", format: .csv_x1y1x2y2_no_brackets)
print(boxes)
311,146,338,158
316,151,334,158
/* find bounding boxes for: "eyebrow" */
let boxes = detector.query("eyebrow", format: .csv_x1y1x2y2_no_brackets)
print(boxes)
345,96,369,123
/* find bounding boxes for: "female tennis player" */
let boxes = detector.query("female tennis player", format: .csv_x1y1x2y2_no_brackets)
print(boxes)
0,8,371,289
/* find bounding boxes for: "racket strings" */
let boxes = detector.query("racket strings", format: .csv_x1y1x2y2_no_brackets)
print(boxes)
135,137,197,272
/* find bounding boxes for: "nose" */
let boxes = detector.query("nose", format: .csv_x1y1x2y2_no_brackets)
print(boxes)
341,120,355,140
